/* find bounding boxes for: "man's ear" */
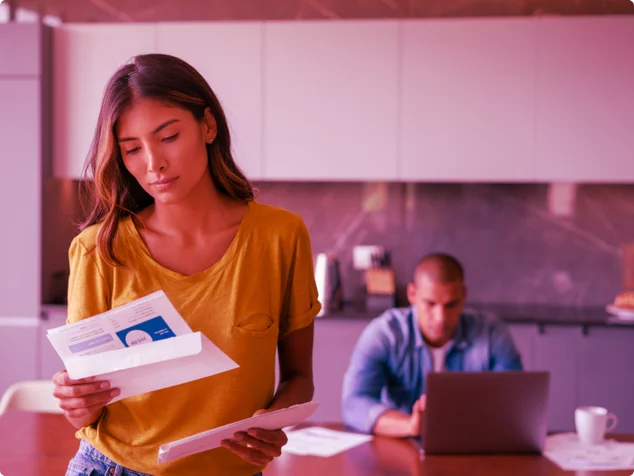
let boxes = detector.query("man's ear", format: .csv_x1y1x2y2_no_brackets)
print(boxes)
462,285,468,302
407,282,417,305
203,107,217,144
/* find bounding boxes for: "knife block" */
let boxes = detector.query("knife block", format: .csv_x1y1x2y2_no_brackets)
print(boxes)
364,268,395,295
364,268,396,312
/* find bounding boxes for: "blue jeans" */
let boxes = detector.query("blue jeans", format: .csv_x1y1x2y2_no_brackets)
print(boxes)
66,439,263,476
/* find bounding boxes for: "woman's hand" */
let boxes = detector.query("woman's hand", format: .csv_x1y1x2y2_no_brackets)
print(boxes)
220,408,289,466
52,369,120,429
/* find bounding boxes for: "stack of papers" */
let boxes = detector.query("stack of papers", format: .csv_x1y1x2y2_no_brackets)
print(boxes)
47,290,239,402
283,427,373,457
158,402,320,463
544,433,634,471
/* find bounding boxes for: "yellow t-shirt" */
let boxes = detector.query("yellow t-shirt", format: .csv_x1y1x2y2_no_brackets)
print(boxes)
66,201,321,476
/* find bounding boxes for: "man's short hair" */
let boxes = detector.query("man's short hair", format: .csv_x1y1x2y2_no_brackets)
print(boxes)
413,252,465,284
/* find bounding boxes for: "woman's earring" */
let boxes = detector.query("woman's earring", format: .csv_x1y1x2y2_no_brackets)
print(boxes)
206,138,213,144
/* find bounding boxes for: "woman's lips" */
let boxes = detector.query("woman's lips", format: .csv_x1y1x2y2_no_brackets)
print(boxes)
150,177,179,190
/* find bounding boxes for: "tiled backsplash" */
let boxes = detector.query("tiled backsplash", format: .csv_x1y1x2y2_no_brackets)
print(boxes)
43,180,634,307
254,182,634,307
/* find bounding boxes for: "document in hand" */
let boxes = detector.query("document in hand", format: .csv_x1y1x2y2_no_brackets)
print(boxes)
46,290,239,402
157,401,320,463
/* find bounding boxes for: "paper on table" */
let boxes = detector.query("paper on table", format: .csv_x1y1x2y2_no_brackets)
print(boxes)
47,291,239,402
544,433,634,471
157,402,320,463
283,426,373,457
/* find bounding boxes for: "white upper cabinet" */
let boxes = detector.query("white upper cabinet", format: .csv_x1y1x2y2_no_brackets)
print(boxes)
0,79,41,317
400,18,537,182
50,18,634,183
263,20,399,181
52,24,156,179
534,17,634,183
0,23,42,76
156,22,264,179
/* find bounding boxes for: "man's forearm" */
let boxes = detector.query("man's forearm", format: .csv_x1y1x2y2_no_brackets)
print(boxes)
372,409,418,438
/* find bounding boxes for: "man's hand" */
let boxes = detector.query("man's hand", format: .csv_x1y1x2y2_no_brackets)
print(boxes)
221,408,289,467
372,394,427,438
408,395,426,437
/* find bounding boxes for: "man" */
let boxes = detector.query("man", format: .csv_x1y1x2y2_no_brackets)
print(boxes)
341,253,522,437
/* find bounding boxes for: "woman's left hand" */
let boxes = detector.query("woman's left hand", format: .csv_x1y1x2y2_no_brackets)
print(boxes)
221,408,289,466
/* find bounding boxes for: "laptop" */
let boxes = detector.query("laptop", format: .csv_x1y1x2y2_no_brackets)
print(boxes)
421,371,550,454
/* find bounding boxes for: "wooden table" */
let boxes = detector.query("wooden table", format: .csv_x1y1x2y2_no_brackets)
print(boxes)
0,411,80,475
267,424,634,476
1,412,633,476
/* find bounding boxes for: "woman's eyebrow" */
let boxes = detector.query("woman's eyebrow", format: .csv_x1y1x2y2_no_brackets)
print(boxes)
118,119,180,142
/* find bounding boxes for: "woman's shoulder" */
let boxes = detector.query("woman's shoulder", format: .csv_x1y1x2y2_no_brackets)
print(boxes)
70,223,101,255
69,217,133,259
246,201,311,250
250,201,306,231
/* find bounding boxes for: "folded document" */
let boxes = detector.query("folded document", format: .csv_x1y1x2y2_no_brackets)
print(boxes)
283,426,373,457
47,291,239,402
158,402,320,463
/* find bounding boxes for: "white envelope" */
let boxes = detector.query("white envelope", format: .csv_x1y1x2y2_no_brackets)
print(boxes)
158,401,320,463
64,332,239,403
46,290,239,403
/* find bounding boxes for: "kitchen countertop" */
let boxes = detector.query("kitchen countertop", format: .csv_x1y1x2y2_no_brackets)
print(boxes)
316,302,634,331
43,302,634,331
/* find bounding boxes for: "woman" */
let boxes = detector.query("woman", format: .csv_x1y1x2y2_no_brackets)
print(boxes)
52,53,321,476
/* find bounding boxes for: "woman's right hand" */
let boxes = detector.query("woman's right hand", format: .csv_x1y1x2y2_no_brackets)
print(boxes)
52,370,120,427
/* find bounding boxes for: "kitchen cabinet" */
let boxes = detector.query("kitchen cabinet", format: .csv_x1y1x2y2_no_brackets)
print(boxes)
310,318,369,422
52,24,156,178
399,18,536,182
507,324,537,370
577,327,634,433
50,17,634,183
0,23,42,76
0,319,39,397
534,17,634,182
263,20,399,181
489,323,580,432
509,323,634,433
533,326,583,432
0,26,43,319
155,22,264,179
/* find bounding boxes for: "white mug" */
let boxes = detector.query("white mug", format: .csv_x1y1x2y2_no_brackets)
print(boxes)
575,406,618,445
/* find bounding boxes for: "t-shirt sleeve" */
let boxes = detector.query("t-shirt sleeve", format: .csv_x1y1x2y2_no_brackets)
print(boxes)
66,236,111,324
279,220,322,339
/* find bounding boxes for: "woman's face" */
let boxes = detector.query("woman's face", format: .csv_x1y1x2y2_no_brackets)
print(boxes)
116,98,217,205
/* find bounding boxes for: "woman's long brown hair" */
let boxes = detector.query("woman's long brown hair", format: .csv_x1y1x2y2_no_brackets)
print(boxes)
79,53,254,266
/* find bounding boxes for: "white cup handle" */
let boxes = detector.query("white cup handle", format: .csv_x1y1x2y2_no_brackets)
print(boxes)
606,413,618,433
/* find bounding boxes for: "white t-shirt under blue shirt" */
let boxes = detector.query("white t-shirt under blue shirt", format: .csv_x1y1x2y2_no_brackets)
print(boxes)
429,340,453,373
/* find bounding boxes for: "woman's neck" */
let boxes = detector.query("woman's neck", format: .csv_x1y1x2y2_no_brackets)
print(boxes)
142,174,245,239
